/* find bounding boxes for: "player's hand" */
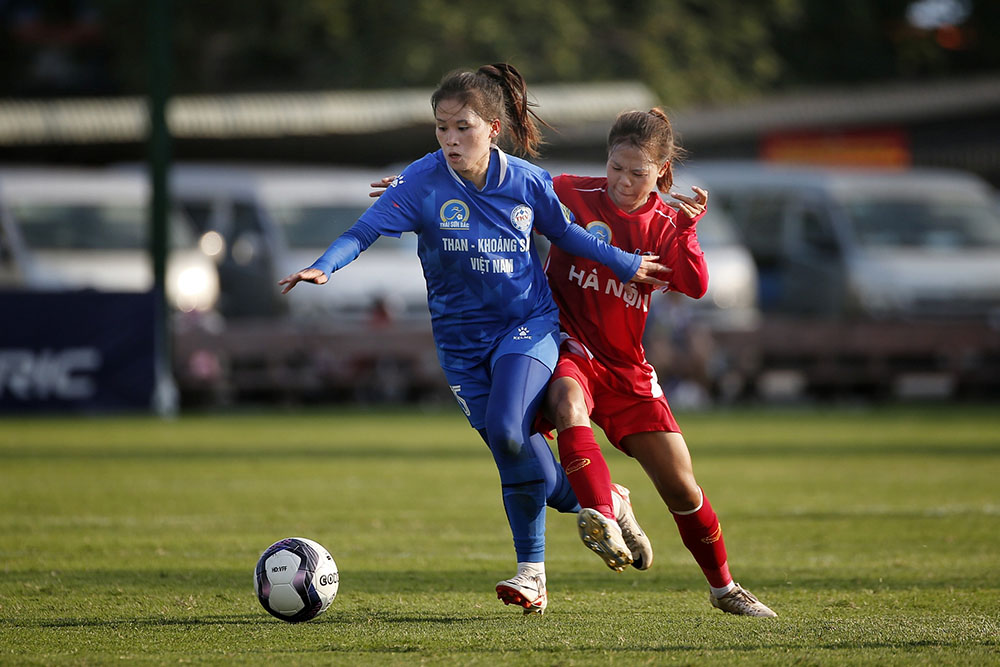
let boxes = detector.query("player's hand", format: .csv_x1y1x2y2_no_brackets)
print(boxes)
630,254,671,288
278,268,328,294
667,186,708,226
369,175,396,198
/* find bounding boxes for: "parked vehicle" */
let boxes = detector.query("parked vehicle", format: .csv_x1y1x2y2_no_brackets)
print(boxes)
246,166,428,322
167,166,286,320
169,164,429,322
688,161,1000,322
0,167,219,313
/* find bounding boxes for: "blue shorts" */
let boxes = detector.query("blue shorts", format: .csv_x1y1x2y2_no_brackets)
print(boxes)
442,315,560,430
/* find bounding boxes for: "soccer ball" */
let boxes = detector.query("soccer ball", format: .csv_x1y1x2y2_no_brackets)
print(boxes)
254,537,339,623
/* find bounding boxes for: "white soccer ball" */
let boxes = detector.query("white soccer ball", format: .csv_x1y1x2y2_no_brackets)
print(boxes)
254,537,339,622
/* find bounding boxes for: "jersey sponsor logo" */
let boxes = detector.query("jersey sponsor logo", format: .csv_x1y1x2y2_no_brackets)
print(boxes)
586,220,612,243
440,199,470,229
510,204,533,232
469,256,514,274
564,458,591,474
477,237,527,253
442,237,469,251
513,325,532,341
389,175,405,188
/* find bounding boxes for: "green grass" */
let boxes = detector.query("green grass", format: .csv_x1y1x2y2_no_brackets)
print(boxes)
1,405,998,665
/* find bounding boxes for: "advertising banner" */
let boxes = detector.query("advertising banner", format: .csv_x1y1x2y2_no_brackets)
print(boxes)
0,290,156,412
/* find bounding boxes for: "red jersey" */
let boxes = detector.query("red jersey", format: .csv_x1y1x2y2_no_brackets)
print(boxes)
546,174,709,397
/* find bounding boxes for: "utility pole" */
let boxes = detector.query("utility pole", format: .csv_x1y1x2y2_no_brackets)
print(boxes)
149,0,177,417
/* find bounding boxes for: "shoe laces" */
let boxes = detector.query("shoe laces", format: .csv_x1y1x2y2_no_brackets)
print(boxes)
506,572,544,592
724,585,760,608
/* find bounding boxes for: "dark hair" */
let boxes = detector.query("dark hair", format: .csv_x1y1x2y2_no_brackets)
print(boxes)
607,107,686,193
431,63,550,158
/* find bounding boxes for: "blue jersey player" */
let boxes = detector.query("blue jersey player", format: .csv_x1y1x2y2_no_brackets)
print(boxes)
280,63,668,614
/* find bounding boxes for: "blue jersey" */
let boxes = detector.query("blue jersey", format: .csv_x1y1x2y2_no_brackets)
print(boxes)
310,147,639,370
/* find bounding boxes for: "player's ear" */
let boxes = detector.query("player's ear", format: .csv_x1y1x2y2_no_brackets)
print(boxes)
657,161,673,193
489,118,501,140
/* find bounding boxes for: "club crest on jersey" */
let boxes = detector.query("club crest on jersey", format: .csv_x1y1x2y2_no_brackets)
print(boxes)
510,204,533,233
440,199,470,230
586,221,612,243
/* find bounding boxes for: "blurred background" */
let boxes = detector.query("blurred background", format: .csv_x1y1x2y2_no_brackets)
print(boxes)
1,0,998,413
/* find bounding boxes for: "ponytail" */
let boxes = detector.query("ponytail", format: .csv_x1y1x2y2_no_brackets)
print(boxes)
432,62,550,158
476,63,549,158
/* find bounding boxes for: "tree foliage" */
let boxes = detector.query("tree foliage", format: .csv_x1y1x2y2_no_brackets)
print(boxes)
3,0,998,105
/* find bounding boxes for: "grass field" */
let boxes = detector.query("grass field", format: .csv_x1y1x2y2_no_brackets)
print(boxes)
1,405,998,665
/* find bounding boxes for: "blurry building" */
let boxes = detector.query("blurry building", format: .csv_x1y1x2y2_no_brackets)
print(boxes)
672,75,1000,187
1,76,999,186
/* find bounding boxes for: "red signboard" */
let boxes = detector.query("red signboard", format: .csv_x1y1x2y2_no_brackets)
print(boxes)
761,128,910,168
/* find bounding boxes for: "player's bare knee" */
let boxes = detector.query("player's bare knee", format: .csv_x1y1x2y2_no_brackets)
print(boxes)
661,474,701,511
554,400,588,430
549,387,588,430
662,480,701,512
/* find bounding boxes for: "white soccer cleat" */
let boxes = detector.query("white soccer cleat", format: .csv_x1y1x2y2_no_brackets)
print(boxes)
496,572,548,615
577,508,633,572
710,584,778,618
611,483,654,570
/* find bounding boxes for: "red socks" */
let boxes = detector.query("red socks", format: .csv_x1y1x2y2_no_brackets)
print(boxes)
558,427,733,589
557,426,614,519
671,489,733,588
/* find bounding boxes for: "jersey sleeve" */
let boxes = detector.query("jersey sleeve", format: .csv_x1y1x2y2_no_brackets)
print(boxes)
307,164,425,276
661,209,709,298
308,222,375,275
533,173,641,282
357,166,425,237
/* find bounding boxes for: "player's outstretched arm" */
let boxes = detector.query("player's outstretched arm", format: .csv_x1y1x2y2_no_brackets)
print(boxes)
278,268,328,294
548,222,666,287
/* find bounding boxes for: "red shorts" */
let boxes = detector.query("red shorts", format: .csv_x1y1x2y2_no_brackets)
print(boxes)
539,339,680,454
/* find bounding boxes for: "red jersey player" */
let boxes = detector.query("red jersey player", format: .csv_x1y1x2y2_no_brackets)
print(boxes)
541,108,777,617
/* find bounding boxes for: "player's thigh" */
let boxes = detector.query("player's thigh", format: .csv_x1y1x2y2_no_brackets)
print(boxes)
485,352,552,436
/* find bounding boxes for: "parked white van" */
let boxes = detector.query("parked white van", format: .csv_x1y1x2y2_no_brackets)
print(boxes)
0,167,219,313
169,164,429,322
688,161,1000,322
